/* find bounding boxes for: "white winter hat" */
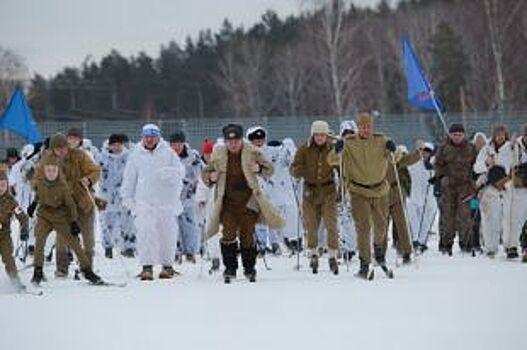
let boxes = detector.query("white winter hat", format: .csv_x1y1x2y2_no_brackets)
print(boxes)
311,120,330,136
142,123,161,137
423,142,434,152
340,120,358,136
246,126,267,140
396,145,408,154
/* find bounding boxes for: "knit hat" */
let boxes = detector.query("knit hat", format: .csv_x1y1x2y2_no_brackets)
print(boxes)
222,124,243,140
449,123,465,133
357,113,373,127
246,126,267,141
108,134,122,145
41,155,60,167
423,142,435,152
201,139,214,155
49,133,68,149
169,130,186,143
142,124,161,137
310,121,330,135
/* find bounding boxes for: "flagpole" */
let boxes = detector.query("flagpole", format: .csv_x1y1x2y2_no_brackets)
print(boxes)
430,90,449,136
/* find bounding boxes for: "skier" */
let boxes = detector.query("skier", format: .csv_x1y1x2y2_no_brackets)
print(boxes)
504,125,527,259
169,131,204,263
291,120,340,275
30,157,103,285
433,124,477,255
98,134,136,259
385,145,421,264
201,124,283,283
407,142,437,253
0,170,29,291
265,139,300,256
473,125,514,258
338,113,395,279
34,133,101,277
338,121,358,262
121,124,185,280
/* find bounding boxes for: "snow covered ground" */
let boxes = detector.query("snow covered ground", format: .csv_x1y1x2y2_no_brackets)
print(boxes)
1,235,526,350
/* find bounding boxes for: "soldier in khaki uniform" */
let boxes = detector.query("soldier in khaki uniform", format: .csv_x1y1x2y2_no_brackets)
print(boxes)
385,146,421,264
291,120,339,275
30,157,102,285
340,113,395,278
0,170,29,291
33,133,101,277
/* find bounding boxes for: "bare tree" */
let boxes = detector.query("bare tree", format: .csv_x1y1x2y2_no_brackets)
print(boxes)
0,46,30,107
483,0,525,112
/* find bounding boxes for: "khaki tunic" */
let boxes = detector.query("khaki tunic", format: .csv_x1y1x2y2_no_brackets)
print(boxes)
0,193,28,277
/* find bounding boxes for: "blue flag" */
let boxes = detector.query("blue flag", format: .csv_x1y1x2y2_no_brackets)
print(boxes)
403,36,443,111
0,87,42,143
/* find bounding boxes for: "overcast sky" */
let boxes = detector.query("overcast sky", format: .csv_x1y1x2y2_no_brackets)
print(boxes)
1,0,381,78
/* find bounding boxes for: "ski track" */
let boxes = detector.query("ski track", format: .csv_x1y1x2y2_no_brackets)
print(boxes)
0,237,525,350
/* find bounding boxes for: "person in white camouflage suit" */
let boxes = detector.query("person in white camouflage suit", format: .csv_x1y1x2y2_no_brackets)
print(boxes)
98,134,136,259
169,131,204,263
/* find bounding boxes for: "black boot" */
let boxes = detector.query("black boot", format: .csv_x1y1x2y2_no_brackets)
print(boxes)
241,247,257,282
329,257,339,275
105,248,113,259
82,268,104,285
373,244,386,265
31,267,46,285
402,253,412,265
355,259,372,280
221,240,239,284
506,247,519,259
309,254,319,274
522,249,527,263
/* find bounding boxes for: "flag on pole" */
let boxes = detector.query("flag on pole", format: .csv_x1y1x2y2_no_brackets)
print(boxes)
402,36,444,112
0,87,42,143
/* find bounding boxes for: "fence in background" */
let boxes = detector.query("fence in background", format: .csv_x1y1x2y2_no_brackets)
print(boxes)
1,111,526,154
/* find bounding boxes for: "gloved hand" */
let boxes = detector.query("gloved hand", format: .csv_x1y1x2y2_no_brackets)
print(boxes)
427,176,437,185
335,139,344,154
20,227,29,241
386,140,396,153
27,201,38,218
71,221,81,236
433,179,442,198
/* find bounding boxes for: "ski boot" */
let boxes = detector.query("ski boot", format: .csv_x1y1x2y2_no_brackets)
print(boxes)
221,240,239,284
209,258,221,274
82,268,104,285
31,267,47,285
241,247,257,283
522,249,527,263
271,243,281,256
140,265,154,281
105,248,113,259
159,265,176,279
329,257,339,275
402,253,412,265
506,247,519,260
185,254,196,264
309,254,319,274
355,259,373,280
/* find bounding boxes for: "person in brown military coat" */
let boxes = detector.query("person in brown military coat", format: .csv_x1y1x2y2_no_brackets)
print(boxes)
340,113,396,279
30,157,103,285
201,124,283,283
433,124,477,255
33,133,100,277
291,120,340,275
385,146,421,264
0,170,29,291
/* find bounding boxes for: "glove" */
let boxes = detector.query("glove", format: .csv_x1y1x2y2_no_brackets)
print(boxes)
433,180,442,198
335,139,344,154
386,140,396,153
27,201,38,218
20,227,29,241
424,160,434,170
71,221,81,236
427,176,437,185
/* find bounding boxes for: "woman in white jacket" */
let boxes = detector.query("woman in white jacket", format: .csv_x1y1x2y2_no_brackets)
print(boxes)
121,124,185,280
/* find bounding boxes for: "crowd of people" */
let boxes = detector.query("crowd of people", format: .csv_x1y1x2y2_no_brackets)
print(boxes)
1,113,526,289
